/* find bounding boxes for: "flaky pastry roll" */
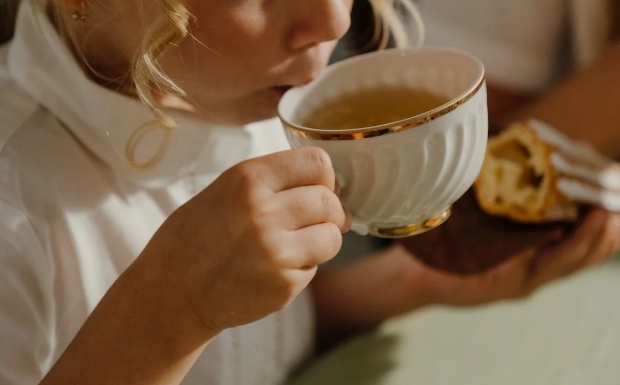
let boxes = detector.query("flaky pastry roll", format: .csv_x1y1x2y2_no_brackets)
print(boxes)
474,119,620,223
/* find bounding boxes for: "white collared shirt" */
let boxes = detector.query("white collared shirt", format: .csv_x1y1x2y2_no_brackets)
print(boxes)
0,1,314,384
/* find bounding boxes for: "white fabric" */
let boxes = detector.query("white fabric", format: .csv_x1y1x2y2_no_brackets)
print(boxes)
417,0,615,93
0,1,314,384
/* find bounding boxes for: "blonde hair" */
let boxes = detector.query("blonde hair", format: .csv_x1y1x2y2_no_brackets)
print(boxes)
370,0,425,49
132,0,192,126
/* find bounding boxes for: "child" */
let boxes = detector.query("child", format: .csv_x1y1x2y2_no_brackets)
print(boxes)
1,1,618,384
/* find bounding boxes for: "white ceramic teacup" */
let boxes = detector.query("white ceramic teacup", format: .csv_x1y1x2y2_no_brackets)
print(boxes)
278,47,488,238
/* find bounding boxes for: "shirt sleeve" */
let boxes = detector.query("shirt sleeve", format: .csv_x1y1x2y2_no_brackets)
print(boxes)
0,199,55,385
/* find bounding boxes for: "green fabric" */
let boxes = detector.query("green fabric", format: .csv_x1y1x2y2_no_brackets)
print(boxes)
289,259,620,385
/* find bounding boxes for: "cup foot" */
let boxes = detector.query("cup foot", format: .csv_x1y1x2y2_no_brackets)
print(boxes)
368,208,452,239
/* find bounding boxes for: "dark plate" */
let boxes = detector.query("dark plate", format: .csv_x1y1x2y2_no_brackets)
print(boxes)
397,188,575,275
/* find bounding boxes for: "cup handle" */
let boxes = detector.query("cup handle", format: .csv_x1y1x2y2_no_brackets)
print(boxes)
335,172,370,236
350,217,370,236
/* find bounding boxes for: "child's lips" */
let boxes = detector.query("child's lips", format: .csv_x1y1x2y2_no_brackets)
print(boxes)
270,78,316,97
273,78,316,91
272,86,293,95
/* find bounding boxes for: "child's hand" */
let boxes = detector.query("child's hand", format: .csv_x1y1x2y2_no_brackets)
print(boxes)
141,147,351,333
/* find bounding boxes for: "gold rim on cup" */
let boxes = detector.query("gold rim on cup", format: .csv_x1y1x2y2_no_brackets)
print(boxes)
280,77,484,141
368,208,452,238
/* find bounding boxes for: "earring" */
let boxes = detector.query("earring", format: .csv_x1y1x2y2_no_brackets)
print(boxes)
71,1,88,22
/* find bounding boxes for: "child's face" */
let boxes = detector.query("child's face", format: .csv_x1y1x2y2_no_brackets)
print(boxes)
96,0,353,125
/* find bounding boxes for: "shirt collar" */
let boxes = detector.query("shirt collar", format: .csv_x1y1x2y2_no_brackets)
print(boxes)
7,0,252,189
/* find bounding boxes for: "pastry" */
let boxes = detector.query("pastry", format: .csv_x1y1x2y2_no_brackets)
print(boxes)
474,119,620,223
